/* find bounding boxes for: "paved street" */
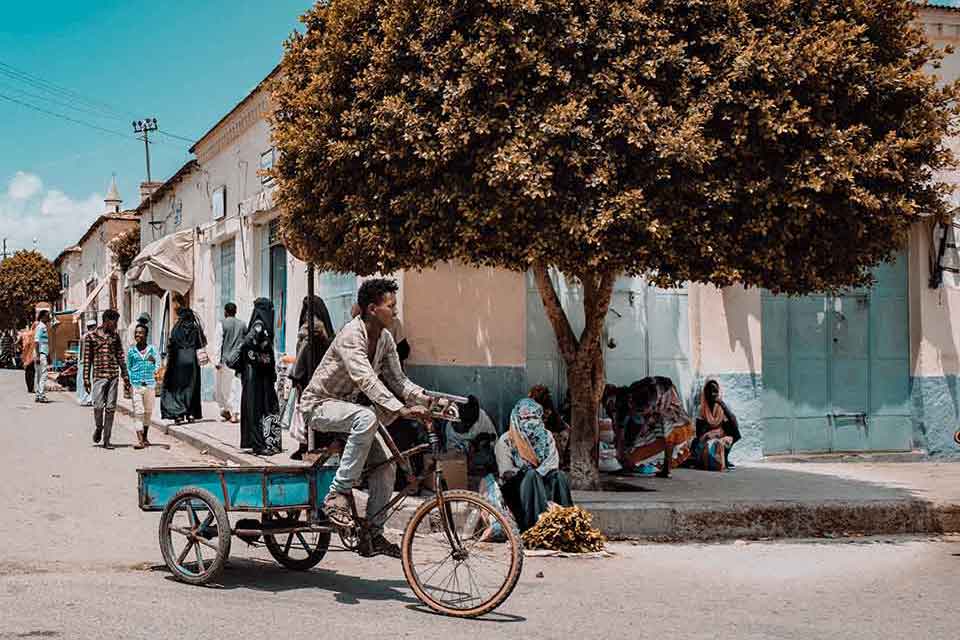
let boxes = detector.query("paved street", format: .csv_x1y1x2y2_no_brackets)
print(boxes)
0,371,957,639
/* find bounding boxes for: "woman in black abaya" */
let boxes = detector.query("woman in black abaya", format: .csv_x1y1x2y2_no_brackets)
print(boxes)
239,298,280,454
161,307,206,424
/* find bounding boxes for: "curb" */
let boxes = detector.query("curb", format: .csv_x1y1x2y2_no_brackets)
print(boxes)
581,498,960,541
115,401,258,466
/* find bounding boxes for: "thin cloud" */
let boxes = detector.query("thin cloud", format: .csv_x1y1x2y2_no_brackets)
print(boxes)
0,171,102,257
8,171,43,200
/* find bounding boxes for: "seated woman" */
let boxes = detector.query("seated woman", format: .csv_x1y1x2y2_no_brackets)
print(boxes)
495,398,574,532
618,376,695,478
528,384,570,470
692,379,742,470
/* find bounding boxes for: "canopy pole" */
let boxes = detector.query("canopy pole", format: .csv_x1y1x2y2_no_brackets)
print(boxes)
305,263,316,451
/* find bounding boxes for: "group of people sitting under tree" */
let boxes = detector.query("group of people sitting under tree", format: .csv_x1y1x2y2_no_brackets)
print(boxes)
601,377,742,474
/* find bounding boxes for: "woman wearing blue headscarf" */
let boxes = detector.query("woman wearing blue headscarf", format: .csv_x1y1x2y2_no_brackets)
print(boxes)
494,398,573,531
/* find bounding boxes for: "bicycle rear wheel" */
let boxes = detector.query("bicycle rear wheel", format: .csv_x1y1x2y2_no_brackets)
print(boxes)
401,490,523,618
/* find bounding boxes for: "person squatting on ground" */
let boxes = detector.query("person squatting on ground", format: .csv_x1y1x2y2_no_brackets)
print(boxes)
33,310,50,403
299,278,435,559
127,322,159,449
83,309,131,450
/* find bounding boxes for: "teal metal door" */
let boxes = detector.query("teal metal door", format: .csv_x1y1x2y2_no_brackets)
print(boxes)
761,257,910,454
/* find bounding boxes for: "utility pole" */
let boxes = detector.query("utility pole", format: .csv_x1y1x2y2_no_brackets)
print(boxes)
132,118,159,183
2,238,6,261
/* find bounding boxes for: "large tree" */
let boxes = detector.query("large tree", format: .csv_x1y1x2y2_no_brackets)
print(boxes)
0,251,61,330
272,0,959,487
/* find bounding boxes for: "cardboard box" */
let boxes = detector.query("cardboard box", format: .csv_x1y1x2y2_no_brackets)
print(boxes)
423,453,468,491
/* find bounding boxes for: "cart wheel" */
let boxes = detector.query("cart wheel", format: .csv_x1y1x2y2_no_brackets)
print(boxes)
263,510,331,571
159,487,231,585
401,490,523,618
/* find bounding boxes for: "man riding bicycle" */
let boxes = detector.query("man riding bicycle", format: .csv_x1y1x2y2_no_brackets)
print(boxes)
299,278,434,558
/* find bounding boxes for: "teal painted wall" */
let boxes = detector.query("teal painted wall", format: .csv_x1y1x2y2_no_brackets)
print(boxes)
911,376,960,458
406,363,526,432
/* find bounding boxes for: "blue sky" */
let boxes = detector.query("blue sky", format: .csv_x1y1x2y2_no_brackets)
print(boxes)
0,1,311,257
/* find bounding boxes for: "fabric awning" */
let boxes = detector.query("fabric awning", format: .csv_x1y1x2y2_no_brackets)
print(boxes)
72,277,107,321
126,229,194,295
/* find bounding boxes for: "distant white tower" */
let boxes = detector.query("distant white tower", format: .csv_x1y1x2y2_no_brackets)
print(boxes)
104,174,122,214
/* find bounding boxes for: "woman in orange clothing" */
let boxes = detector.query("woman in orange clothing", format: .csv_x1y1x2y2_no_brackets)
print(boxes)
617,376,694,478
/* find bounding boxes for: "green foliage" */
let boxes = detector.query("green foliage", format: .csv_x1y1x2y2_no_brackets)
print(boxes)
0,251,61,330
109,229,141,275
273,0,959,294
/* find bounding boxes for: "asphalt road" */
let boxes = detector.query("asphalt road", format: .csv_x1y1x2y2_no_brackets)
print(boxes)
0,372,956,639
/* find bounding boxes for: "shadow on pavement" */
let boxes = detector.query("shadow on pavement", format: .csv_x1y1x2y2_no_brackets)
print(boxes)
404,603,527,622
160,557,420,605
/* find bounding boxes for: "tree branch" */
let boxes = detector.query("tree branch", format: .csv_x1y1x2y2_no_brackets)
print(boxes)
533,263,578,363
579,269,617,361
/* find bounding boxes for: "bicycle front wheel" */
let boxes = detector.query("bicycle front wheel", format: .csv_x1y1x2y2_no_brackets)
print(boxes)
401,490,523,618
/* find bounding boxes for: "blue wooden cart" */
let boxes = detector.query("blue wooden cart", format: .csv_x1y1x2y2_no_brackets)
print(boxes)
138,415,525,618
138,462,338,584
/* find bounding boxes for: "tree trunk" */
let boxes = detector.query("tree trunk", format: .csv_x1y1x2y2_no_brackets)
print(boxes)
532,264,615,490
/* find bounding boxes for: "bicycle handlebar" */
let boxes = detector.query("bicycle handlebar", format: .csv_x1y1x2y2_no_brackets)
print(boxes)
424,390,469,404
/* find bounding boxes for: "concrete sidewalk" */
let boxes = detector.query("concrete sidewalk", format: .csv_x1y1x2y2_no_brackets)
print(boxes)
110,392,960,541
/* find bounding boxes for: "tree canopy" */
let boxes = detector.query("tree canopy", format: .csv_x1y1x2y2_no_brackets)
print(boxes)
273,0,959,294
109,229,141,275
0,251,61,330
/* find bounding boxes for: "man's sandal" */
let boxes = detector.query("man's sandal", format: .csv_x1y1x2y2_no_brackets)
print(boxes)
323,491,355,529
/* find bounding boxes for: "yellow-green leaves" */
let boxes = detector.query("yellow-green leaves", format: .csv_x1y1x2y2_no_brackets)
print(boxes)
272,0,958,294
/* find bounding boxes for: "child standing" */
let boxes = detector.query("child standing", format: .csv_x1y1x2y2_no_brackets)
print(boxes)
127,323,158,449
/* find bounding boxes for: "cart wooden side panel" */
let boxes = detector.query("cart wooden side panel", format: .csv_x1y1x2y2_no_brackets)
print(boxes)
137,465,336,512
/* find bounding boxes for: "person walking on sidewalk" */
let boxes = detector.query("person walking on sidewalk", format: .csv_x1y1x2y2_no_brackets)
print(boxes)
239,298,280,455
299,278,435,558
83,309,131,450
161,307,207,425
127,323,159,449
76,317,97,407
217,302,246,423
19,321,36,393
34,310,51,403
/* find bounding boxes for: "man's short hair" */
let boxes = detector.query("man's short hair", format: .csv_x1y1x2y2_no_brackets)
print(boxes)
224,302,237,316
102,309,120,322
357,278,399,318
37,310,50,321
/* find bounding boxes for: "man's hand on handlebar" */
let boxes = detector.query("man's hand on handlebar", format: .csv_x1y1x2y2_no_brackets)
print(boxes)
400,405,432,424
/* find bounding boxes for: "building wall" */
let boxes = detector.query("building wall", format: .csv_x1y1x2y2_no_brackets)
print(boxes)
57,253,86,311
403,263,526,429
690,284,764,462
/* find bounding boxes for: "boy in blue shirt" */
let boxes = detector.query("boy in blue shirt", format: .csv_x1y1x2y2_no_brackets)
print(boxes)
127,323,159,449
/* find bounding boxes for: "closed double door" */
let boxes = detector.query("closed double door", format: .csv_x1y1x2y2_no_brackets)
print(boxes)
525,272,692,397
761,258,911,453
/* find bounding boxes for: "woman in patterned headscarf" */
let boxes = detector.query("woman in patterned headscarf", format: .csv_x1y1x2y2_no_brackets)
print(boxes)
494,398,573,531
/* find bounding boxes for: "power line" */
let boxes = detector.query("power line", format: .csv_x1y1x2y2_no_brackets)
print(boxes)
0,60,132,120
0,92,136,141
0,80,122,122
0,59,198,147
158,129,197,144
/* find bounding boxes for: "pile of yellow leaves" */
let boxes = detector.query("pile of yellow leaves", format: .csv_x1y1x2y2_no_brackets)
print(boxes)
521,505,606,553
